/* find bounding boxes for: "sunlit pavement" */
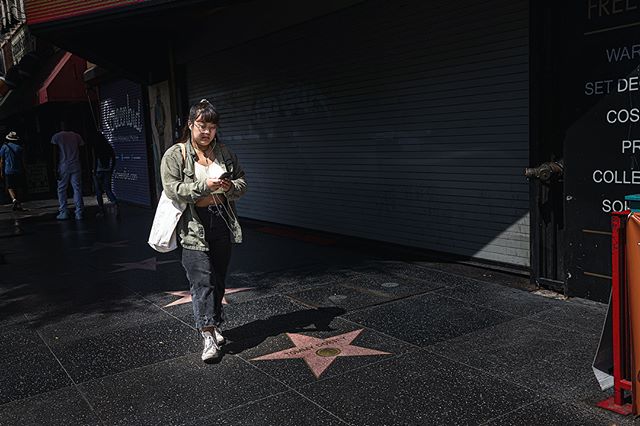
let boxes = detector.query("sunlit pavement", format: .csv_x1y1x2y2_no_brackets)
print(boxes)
0,202,626,425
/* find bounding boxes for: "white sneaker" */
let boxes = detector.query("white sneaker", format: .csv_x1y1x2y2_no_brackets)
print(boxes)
213,327,226,346
201,331,221,362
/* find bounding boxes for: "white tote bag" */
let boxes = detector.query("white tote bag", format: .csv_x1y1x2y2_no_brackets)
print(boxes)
147,191,187,252
148,143,186,252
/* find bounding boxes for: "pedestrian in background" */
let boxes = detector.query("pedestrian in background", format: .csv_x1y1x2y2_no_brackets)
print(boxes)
51,122,85,220
92,131,118,218
0,131,25,211
160,99,247,363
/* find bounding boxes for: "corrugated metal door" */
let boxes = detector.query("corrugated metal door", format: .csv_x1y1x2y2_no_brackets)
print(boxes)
186,0,530,266
99,79,151,206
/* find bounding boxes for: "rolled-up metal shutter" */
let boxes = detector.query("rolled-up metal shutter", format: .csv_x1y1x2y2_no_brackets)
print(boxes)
99,79,151,206
186,0,529,266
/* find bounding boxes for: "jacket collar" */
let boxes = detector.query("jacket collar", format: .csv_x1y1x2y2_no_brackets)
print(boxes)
185,137,198,161
187,136,223,162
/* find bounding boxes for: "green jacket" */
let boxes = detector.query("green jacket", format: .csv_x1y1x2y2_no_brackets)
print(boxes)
160,138,247,250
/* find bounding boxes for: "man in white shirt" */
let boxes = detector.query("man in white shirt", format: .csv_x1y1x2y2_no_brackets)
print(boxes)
51,122,85,220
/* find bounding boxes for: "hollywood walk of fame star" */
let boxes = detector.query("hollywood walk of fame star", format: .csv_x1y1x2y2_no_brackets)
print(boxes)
110,257,179,273
80,240,129,252
163,287,253,308
250,329,390,378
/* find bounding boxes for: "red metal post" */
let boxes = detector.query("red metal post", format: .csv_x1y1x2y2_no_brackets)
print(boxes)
597,211,632,415
612,213,624,405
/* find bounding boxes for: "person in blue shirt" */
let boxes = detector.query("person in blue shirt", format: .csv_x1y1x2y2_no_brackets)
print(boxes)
0,131,25,211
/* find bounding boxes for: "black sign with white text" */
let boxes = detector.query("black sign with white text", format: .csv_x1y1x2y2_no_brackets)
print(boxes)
564,1,640,301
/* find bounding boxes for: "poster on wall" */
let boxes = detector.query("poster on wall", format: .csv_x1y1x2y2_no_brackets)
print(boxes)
99,79,151,207
25,162,49,194
148,80,172,200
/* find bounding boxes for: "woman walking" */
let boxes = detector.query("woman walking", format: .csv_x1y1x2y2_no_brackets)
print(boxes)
160,99,246,362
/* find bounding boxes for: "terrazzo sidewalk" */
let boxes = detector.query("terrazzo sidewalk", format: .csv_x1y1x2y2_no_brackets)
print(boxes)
0,204,630,425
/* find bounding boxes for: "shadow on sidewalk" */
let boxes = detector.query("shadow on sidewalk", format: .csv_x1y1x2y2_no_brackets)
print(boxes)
0,280,140,328
223,306,346,355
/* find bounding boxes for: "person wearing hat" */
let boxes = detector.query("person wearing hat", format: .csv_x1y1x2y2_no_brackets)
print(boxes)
0,131,26,211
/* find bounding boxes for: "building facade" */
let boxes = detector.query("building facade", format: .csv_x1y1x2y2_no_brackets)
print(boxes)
0,0,96,200
23,0,640,302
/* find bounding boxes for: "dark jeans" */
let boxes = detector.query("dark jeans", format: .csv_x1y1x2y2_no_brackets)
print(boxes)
93,171,117,210
181,205,232,330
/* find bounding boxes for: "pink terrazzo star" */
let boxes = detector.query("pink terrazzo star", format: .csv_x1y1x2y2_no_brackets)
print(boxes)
163,291,192,307
110,257,179,273
163,287,252,308
250,329,391,378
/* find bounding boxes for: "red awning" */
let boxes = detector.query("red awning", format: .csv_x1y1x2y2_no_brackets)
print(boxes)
37,52,87,105
27,0,146,25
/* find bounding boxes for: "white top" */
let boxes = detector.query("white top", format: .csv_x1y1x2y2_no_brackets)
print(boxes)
194,161,225,193
51,131,85,173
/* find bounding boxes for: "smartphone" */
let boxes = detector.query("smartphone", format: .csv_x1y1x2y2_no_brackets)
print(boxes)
218,171,233,180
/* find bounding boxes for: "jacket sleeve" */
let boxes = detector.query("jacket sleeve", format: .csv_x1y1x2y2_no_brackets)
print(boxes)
160,144,211,203
224,147,247,202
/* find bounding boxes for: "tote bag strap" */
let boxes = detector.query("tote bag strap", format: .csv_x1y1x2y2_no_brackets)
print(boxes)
179,142,186,164
178,142,187,179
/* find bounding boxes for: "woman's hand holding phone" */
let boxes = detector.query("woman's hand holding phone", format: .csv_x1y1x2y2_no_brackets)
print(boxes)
206,172,232,192
205,178,222,191
218,171,232,192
